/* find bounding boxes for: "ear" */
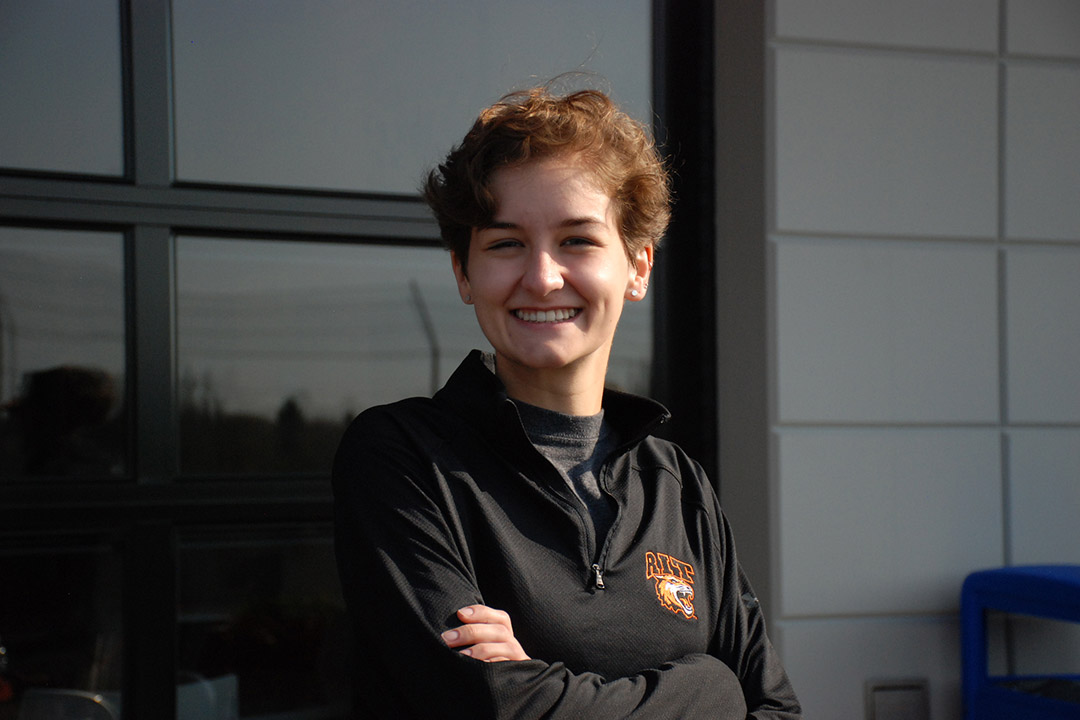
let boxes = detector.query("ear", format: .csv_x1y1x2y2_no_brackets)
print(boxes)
625,244,654,301
451,251,472,304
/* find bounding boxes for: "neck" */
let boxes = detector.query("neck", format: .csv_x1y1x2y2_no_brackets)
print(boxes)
494,354,607,416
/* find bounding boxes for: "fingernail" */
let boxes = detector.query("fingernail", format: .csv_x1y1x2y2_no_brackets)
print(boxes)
442,630,459,642
460,606,475,617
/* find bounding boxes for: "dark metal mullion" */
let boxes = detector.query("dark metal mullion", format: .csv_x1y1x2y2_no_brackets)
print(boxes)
124,1,178,718
0,175,438,228
713,0,774,620
123,520,177,720
131,225,177,483
0,194,437,241
651,0,719,487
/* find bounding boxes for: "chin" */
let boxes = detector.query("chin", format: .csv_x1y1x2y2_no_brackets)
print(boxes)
508,343,606,372
510,352,575,370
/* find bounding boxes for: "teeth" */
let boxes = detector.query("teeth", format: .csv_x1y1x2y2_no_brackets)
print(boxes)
514,308,579,323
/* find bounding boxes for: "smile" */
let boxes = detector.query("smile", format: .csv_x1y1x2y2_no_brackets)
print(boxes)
513,308,580,323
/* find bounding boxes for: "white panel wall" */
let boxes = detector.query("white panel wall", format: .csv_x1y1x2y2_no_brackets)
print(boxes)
1009,615,1080,675
1005,65,1080,240
1006,0,1080,59
1006,247,1080,422
775,239,998,423
1009,430,1080,564
777,429,1002,616
764,1,1080,718
774,49,998,237
775,617,963,720
774,0,998,51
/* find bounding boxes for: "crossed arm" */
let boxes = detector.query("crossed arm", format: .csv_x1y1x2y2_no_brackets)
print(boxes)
331,415,796,718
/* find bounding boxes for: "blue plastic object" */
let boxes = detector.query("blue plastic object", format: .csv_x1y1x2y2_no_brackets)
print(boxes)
961,565,1080,719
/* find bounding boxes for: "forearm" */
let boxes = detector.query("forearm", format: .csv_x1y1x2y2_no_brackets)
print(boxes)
346,626,745,720
338,541,746,718
471,653,746,720
336,512,745,717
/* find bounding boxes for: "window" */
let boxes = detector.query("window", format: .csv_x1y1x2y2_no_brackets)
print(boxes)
171,0,650,193
0,1,688,717
177,526,348,718
175,237,486,475
0,1,124,176
0,227,127,480
0,535,123,715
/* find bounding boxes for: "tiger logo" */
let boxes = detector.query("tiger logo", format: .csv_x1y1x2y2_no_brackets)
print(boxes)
645,551,697,620
655,575,696,618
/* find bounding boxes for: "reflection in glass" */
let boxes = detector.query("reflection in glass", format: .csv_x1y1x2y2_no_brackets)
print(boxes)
177,527,347,719
0,0,124,176
0,538,123,719
176,237,651,476
177,237,485,475
171,0,650,193
0,228,126,480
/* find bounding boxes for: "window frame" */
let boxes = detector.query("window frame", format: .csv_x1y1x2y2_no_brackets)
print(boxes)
0,2,718,717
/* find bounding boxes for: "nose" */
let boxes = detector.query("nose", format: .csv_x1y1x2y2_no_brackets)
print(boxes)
521,248,564,295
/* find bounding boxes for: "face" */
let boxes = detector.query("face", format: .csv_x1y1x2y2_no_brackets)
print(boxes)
452,156,651,388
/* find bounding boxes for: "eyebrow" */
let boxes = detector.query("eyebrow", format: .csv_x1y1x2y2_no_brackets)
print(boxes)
480,217,605,230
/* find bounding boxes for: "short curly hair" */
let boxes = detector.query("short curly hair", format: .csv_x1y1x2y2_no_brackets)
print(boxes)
423,86,671,274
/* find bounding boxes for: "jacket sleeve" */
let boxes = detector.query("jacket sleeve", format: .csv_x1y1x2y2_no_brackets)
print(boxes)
706,495,802,719
332,412,747,720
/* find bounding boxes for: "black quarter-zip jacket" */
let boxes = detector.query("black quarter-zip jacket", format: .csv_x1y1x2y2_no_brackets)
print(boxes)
333,351,800,719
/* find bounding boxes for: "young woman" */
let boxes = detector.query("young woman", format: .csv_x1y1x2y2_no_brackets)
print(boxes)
333,87,800,719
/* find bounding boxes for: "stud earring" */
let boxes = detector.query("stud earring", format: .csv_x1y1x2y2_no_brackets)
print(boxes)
465,295,472,303
630,290,639,298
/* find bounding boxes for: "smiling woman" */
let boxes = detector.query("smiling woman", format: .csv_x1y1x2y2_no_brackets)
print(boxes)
451,157,651,415
332,86,801,718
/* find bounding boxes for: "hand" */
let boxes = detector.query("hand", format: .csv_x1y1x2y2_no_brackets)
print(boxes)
441,604,531,662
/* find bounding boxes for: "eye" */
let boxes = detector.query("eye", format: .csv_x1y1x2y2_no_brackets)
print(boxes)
563,236,596,247
486,238,523,251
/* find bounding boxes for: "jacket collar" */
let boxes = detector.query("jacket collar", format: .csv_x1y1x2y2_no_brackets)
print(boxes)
435,350,671,448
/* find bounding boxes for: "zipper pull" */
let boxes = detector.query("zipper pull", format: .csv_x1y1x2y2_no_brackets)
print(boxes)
592,563,606,590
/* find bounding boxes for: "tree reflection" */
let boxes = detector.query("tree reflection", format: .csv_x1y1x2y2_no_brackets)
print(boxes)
179,369,349,476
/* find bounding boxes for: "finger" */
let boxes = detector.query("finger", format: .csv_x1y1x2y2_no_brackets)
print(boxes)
460,639,528,662
441,627,465,648
461,645,516,663
457,604,513,629
441,621,512,649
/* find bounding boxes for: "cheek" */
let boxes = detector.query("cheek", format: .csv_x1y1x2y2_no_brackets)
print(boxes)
591,263,634,298
469,271,520,313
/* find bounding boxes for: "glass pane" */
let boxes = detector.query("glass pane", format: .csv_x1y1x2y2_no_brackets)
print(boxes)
177,527,348,719
176,237,486,475
0,0,124,176
0,537,123,719
0,228,127,480
172,0,651,193
176,236,652,476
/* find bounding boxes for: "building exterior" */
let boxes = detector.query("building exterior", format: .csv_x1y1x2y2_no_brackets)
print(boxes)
1,2,1078,718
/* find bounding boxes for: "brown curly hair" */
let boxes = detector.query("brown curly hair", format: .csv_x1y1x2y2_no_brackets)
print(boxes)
423,86,671,274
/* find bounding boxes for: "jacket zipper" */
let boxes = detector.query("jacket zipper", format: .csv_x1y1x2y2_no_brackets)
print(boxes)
592,563,606,590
